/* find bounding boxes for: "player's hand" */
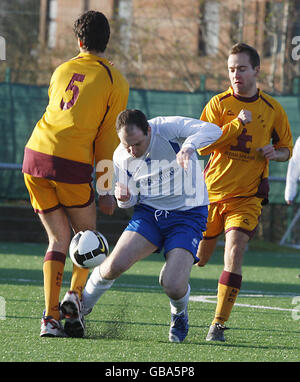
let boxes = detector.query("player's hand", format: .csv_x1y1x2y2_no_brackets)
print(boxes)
237,109,252,124
286,200,293,205
98,194,116,215
115,182,131,202
256,144,276,160
177,146,195,171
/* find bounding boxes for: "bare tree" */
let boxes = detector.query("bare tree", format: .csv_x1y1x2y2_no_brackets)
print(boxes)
280,0,290,94
108,0,233,92
1,0,298,94
0,0,41,83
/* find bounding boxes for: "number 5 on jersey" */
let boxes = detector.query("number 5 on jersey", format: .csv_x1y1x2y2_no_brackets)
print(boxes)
60,73,85,110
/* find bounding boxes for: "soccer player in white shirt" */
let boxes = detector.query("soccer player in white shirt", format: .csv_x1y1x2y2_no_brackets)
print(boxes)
82,109,222,342
285,136,300,205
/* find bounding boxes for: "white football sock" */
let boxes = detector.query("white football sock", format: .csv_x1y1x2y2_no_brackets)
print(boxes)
169,284,191,315
82,267,115,314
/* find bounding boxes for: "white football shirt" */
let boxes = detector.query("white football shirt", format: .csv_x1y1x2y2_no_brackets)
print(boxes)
113,116,222,210
285,136,300,203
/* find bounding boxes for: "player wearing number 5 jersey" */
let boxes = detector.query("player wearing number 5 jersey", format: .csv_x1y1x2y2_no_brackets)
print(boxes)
195,43,293,342
22,11,129,338
23,25,128,187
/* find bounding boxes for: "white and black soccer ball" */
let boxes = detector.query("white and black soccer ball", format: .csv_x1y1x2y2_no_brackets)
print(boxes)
69,230,109,269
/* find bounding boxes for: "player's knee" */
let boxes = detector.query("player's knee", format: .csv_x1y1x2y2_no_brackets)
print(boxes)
162,277,185,300
100,255,128,280
48,230,71,254
164,285,186,300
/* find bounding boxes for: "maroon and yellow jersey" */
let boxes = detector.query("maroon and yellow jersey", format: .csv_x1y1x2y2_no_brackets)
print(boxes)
22,52,129,184
197,87,293,203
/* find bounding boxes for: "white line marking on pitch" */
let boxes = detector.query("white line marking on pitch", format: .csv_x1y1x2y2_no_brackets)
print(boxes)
189,295,300,312
1,276,299,313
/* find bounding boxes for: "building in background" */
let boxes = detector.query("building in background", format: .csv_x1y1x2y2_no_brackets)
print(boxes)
1,0,300,93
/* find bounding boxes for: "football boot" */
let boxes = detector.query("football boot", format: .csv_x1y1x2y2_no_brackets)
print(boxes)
40,313,65,337
206,322,229,341
60,291,85,338
169,309,189,343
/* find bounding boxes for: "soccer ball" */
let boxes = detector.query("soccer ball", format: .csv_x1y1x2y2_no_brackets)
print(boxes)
69,230,109,269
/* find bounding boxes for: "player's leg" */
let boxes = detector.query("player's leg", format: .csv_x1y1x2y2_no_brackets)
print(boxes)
66,200,97,298
207,197,261,341
54,182,96,299
160,248,194,343
211,230,247,322
24,174,70,336
195,202,223,267
38,208,71,337
82,230,158,312
56,183,96,337
160,206,208,342
101,231,158,278
160,248,194,300
39,208,71,320
224,229,249,275
206,230,247,342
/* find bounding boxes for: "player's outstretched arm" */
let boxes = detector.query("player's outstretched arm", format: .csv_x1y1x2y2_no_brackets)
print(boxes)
197,109,251,156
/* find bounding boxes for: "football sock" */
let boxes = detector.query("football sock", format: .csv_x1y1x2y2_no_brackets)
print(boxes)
212,270,242,326
43,251,66,321
82,267,115,313
169,284,191,315
70,264,90,300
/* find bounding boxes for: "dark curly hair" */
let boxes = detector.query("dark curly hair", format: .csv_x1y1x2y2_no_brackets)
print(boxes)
74,10,110,52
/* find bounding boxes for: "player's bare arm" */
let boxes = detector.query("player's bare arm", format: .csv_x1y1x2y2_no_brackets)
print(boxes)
256,145,290,162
